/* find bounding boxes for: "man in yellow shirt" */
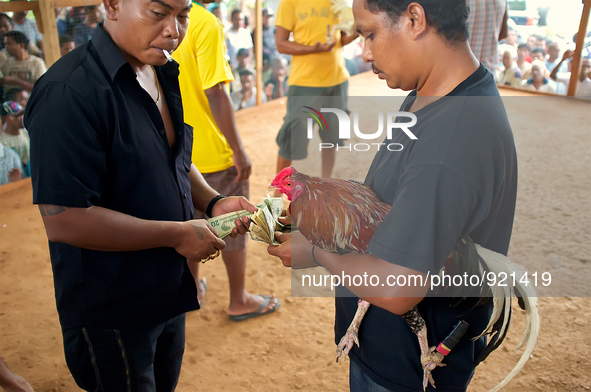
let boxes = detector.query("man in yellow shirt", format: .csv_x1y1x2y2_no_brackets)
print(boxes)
174,0,279,320
275,0,358,178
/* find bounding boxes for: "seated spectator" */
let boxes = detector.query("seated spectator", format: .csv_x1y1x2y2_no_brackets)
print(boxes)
73,5,101,47
524,48,547,79
9,0,43,55
521,60,557,93
497,50,522,87
264,56,288,100
545,42,563,73
550,52,591,98
517,43,532,74
4,87,29,107
0,14,41,63
0,125,23,185
0,31,47,93
226,9,253,69
59,34,75,57
0,101,29,176
231,69,265,110
230,47,254,93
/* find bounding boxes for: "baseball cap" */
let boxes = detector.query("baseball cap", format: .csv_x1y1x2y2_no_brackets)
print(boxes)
237,48,250,57
1,101,25,116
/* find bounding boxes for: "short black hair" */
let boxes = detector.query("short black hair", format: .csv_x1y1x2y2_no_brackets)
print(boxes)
0,13,12,23
364,0,469,43
239,69,254,78
231,8,242,19
4,30,29,49
59,33,74,46
518,43,531,52
4,87,23,101
532,47,546,56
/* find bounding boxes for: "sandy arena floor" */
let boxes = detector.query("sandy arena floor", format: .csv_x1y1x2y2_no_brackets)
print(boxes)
0,72,590,391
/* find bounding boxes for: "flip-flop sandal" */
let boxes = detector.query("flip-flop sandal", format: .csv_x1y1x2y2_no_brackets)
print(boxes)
229,295,281,322
198,278,207,307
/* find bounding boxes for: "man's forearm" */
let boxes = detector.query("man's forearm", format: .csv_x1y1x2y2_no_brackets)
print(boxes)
0,77,35,91
277,39,317,56
315,250,427,315
341,31,359,47
39,205,182,251
205,83,245,153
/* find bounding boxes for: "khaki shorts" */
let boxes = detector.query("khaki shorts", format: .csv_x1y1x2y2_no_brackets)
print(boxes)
195,166,249,252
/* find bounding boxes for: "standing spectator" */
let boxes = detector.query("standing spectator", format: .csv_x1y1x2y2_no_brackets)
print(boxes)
0,101,29,176
521,60,557,93
225,9,253,69
497,50,522,87
232,69,265,110
252,7,278,58
531,47,545,62
526,35,537,51
550,52,591,98
516,43,532,74
0,14,40,63
73,6,101,47
467,0,507,74
535,36,547,51
0,31,47,92
9,0,43,53
4,87,29,107
230,47,253,93
173,0,279,320
545,42,562,73
264,56,288,100
274,0,358,178
59,34,75,57
55,7,70,37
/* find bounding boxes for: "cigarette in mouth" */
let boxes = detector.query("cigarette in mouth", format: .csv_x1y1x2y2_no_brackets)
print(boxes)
163,50,173,62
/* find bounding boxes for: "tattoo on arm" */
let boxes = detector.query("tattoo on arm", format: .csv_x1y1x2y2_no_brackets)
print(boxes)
191,224,206,240
39,205,70,217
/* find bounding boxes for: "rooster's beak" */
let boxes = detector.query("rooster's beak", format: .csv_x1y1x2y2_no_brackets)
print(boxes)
267,186,278,191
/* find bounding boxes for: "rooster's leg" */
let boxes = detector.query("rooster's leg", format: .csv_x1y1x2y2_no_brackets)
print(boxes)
336,299,370,362
402,307,446,391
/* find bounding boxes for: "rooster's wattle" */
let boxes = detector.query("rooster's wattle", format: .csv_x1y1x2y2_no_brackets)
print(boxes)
271,167,540,392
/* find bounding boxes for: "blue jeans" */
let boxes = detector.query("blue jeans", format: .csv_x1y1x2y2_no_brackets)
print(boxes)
350,360,393,392
62,313,186,392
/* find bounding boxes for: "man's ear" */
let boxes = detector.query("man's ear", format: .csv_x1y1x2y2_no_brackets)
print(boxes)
406,3,427,41
103,0,121,21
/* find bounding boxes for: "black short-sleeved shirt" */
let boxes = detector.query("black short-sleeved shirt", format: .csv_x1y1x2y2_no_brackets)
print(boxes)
24,25,199,330
335,65,518,391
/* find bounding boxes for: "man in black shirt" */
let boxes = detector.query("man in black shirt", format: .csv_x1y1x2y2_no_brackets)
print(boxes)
24,0,255,389
268,0,517,390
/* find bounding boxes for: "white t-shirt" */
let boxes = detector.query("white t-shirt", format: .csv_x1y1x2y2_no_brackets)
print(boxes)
225,27,253,68
555,72,591,98
520,78,557,94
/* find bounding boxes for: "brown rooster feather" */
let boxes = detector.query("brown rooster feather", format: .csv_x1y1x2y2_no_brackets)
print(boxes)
271,167,540,392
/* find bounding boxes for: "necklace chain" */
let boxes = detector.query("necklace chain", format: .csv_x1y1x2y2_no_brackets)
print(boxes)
151,66,161,105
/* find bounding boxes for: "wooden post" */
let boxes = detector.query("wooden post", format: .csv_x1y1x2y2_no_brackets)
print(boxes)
568,0,591,96
255,0,262,105
37,0,60,67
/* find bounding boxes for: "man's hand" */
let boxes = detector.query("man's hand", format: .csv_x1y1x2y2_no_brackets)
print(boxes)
562,50,574,62
8,168,21,183
175,219,226,260
232,149,252,182
267,231,318,269
313,41,337,53
211,196,258,237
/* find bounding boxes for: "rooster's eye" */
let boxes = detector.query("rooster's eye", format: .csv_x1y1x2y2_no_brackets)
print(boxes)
287,182,291,187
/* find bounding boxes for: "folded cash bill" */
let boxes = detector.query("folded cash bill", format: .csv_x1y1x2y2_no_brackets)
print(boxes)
206,196,290,245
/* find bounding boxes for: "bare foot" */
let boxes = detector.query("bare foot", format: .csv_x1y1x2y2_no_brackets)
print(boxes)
227,293,279,318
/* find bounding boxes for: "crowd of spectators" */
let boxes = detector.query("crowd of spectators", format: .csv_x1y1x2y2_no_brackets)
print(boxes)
494,28,591,97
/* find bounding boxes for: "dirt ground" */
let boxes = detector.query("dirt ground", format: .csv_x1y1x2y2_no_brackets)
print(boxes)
0,72,590,392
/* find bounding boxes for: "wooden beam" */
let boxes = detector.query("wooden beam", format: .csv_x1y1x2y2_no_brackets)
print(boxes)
0,1,40,13
255,0,262,106
568,0,591,96
37,0,60,67
53,0,102,8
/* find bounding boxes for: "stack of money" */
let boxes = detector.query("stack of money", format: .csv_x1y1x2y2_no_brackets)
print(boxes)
206,196,290,245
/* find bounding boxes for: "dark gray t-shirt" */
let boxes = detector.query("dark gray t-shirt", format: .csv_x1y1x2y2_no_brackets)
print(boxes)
335,65,518,391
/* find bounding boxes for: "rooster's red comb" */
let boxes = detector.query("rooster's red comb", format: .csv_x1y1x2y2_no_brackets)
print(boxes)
271,167,296,186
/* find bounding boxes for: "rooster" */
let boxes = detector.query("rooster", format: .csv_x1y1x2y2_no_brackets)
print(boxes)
270,167,540,392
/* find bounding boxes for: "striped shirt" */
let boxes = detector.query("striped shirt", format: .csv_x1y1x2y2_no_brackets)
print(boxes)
467,0,506,74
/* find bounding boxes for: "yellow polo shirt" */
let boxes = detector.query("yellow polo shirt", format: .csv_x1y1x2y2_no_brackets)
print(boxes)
173,3,234,173
275,0,349,88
